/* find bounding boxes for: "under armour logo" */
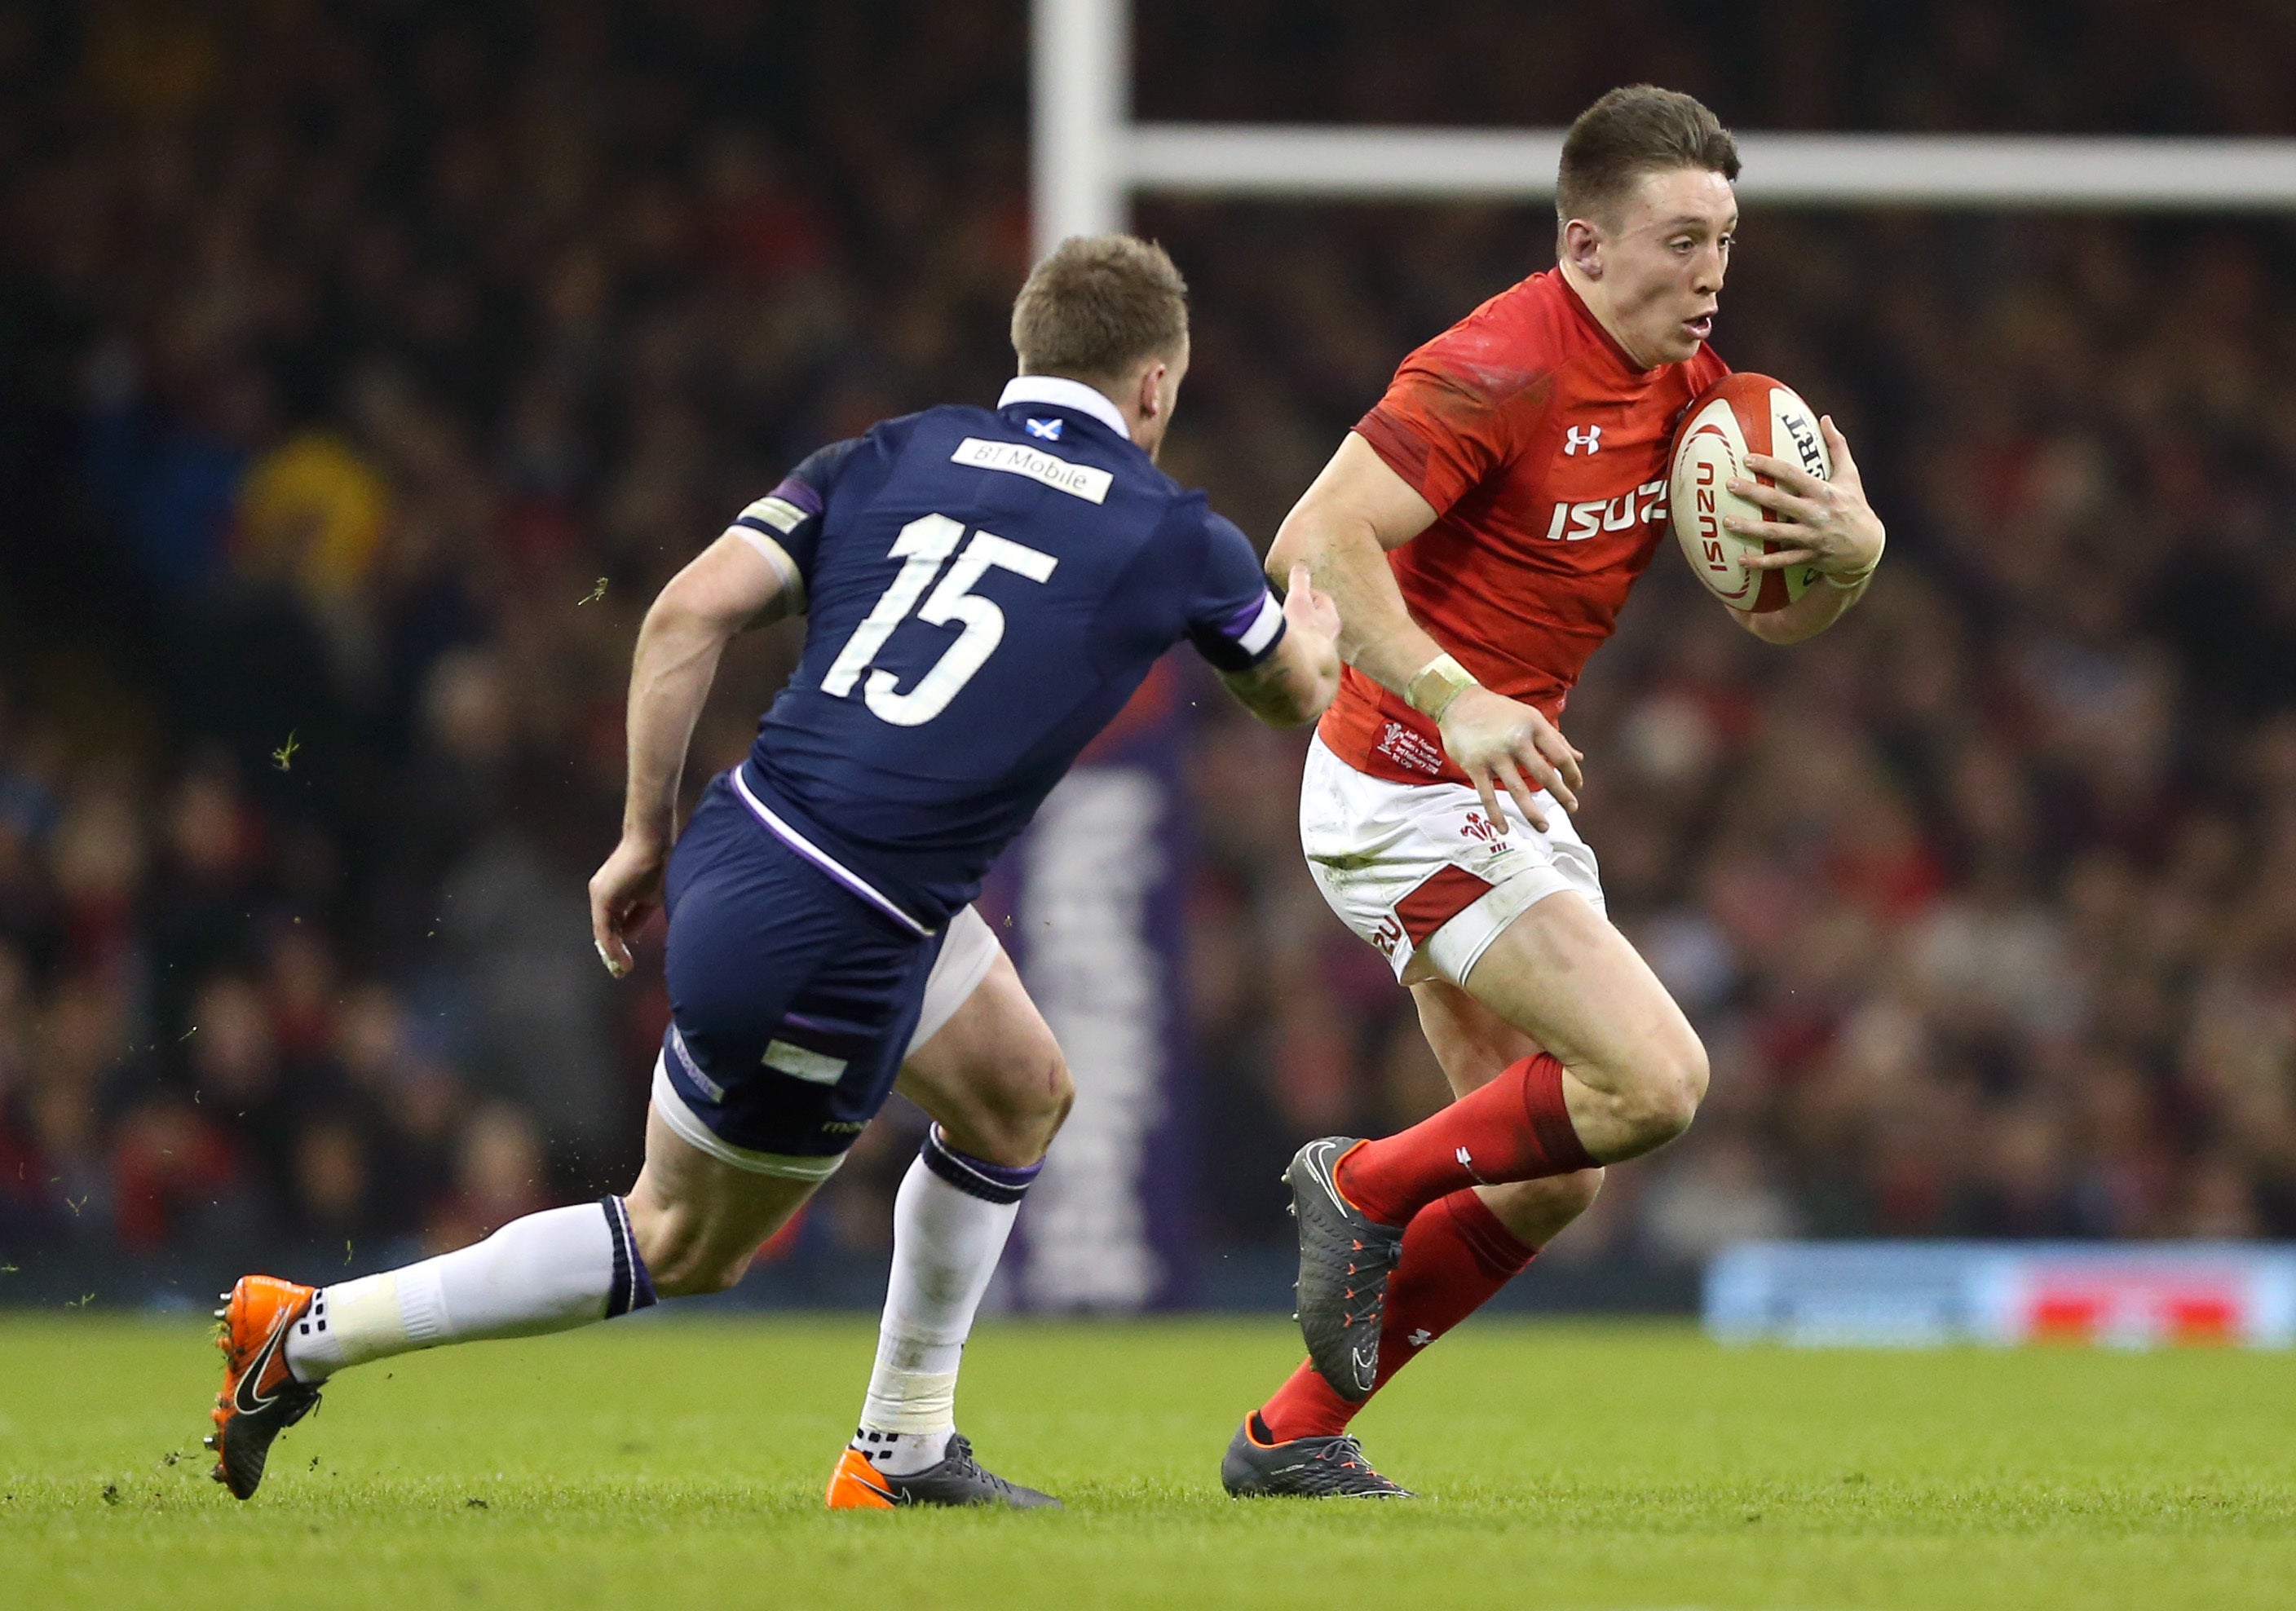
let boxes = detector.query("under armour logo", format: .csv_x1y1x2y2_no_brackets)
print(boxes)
1408,1328,1433,1348
1025,417,1063,440
1563,424,1602,456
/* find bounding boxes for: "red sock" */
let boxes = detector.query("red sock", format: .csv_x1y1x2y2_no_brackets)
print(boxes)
1333,1052,1594,1226
1257,1189,1538,1441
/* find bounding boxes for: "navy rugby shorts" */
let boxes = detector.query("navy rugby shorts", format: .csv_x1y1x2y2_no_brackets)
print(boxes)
653,771,951,1180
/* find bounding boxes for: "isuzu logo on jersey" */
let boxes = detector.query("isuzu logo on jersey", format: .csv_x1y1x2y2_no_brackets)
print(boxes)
1563,425,1603,456
1541,478,1669,541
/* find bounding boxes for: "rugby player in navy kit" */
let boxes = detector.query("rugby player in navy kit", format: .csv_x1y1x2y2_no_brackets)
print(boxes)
201,236,1343,1507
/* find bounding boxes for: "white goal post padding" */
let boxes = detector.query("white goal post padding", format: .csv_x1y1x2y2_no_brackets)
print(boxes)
1033,0,2296,253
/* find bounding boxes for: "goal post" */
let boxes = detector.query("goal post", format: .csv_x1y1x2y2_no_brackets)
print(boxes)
1032,0,2296,253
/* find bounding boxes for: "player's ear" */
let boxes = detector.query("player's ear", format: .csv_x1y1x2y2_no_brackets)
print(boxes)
1135,359,1168,421
1561,216,1604,279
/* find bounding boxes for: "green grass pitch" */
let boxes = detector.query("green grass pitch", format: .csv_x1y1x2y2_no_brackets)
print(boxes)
5,1313,2294,1609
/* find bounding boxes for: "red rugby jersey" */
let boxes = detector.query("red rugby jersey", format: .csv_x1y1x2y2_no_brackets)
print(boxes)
1318,268,1729,785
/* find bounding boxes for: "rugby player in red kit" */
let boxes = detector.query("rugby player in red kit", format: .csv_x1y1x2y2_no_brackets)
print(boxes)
1224,85,1887,1498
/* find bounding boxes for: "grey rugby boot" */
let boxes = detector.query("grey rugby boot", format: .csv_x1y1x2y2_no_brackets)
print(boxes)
1221,1415,1413,1498
826,1433,1062,1510
1286,1137,1406,1401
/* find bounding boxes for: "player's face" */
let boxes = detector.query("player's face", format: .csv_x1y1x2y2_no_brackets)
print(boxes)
1590,167,1736,368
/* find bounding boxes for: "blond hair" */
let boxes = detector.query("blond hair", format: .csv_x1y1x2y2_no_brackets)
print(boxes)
1011,234,1189,383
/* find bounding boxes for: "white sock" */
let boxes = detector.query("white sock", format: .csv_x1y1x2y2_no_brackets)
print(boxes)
853,1128,1037,1476
287,1197,654,1383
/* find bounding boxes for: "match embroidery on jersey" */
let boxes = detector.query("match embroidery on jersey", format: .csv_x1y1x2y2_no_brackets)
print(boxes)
950,438,1113,503
1375,721,1446,777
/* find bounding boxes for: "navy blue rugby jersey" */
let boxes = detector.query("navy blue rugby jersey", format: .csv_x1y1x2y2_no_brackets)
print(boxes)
722,377,1284,929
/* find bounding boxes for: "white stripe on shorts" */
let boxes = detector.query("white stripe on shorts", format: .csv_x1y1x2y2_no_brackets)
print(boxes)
730,765,934,938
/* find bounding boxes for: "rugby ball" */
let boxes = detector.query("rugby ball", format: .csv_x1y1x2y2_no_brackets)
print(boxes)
1669,374,1832,612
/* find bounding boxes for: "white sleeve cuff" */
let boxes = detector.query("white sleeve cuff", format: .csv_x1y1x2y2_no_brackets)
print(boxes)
726,525,806,615
1237,591,1284,656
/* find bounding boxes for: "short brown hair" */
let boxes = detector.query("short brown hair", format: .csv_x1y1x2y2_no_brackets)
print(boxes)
1556,85,1739,226
1011,234,1190,382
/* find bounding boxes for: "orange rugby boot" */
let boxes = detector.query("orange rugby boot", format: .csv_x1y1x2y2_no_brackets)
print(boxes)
205,1274,323,1499
825,1434,1060,1509
825,1445,899,1509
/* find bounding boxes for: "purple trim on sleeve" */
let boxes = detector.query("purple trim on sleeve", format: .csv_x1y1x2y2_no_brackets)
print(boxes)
1216,594,1265,642
771,476,825,516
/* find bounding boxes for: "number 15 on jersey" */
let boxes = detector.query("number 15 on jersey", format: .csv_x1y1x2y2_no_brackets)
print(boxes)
820,514,1060,727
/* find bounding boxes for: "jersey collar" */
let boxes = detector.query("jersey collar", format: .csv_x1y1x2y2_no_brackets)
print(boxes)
998,375,1132,442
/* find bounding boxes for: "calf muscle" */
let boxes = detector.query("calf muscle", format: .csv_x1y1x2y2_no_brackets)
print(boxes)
1408,979,1605,1247
624,1106,817,1296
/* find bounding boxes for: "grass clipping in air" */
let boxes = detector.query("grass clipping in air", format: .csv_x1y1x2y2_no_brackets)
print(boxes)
2,1315,2293,1609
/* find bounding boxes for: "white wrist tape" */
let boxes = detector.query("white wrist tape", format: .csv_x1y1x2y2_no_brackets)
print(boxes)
1406,652,1477,722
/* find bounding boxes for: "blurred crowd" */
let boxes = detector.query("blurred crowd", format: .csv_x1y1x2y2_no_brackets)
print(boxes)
1,0,2294,1287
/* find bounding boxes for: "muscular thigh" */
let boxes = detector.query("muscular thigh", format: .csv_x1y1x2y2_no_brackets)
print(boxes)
660,776,940,1161
1459,888,1700,1092
624,1101,819,1293
1411,977,1542,1096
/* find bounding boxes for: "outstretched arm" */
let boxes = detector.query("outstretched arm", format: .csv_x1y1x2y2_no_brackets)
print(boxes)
589,532,797,977
1219,563,1342,727
1266,434,1584,834
1265,433,1443,689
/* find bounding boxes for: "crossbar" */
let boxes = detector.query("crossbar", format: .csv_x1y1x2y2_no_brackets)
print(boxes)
1031,0,2296,252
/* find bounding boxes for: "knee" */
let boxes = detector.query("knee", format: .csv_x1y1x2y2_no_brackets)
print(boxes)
1615,1035,1708,1152
646,1245,752,1299
1549,1164,1605,1220
938,1044,1073,1167
1033,1046,1077,1133
631,1213,753,1299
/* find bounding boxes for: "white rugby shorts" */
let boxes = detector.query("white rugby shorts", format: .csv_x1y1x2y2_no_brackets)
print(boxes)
650,903,1004,1180
1300,734,1605,987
